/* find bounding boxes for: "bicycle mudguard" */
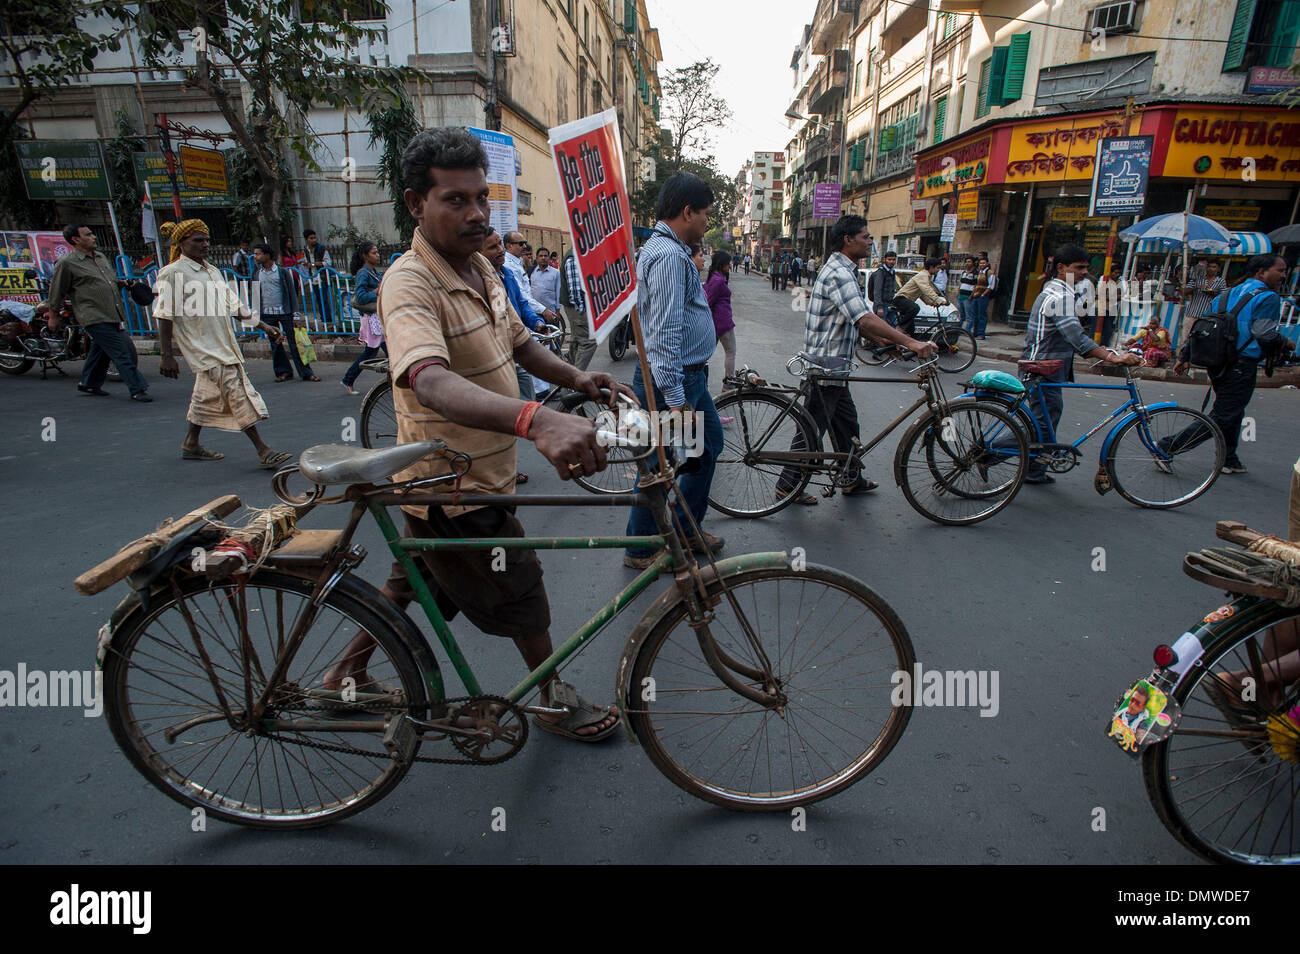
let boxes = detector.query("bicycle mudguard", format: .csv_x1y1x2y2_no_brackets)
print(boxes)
1097,401,1177,463
613,551,792,743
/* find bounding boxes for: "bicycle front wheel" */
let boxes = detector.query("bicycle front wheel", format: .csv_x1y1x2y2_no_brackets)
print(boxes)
895,399,1026,525
855,335,890,365
360,378,397,448
571,398,640,495
627,563,915,811
934,326,976,373
1144,606,1300,864
103,571,432,829
710,390,818,518
1107,406,1223,508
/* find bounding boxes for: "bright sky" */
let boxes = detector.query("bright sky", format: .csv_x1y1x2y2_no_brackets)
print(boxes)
644,0,816,176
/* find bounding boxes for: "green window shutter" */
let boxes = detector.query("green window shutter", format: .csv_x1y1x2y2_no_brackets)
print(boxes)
1268,0,1300,67
975,58,991,118
1000,33,1030,102
932,96,947,144
987,45,1010,107
624,0,636,33
1223,0,1259,71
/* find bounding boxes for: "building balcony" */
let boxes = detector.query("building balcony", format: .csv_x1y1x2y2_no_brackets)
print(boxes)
881,0,926,46
809,0,859,54
808,50,850,116
870,145,915,182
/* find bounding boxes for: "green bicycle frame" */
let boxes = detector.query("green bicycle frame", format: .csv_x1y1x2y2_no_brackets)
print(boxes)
366,497,673,704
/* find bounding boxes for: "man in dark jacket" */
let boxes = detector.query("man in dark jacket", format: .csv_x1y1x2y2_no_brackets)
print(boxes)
867,251,899,325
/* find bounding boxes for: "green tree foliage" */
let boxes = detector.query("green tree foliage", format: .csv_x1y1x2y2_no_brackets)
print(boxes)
366,90,420,244
122,0,432,250
658,59,732,169
103,109,147,250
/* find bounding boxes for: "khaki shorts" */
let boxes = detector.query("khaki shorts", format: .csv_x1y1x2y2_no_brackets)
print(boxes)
187,363,268,431
384,505,550,640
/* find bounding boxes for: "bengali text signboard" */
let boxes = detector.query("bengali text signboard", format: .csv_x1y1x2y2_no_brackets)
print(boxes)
15,140,111,201
549,109,636,345
133,153,232,208
178,144,229,193
812,182,842,218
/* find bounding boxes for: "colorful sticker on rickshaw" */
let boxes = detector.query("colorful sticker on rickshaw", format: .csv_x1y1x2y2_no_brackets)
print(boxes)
1106,675,1180,757
1203,604,1235,623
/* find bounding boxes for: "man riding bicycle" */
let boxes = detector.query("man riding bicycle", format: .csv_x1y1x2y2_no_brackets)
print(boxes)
891,257,950,338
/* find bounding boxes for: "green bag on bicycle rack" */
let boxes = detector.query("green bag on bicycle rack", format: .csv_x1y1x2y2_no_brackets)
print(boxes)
969,369,1026,395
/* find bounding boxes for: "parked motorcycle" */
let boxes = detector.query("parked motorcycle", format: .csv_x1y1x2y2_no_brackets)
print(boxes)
0,271,144,379
608,314,633,361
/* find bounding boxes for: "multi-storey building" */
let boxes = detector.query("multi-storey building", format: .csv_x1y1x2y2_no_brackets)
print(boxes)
915,0,1300,319
0,0,661,251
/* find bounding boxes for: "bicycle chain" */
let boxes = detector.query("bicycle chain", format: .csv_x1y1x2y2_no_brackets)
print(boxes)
265,694,527,766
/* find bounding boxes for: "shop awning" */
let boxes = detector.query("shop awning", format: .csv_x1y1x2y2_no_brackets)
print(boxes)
1134,231,1271,255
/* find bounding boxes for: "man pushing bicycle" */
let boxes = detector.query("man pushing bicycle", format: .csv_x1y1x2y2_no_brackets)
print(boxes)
776,215,935,505
322,127,633,742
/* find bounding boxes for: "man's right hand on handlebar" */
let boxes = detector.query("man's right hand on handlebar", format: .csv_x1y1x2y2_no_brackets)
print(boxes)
529,405,609,481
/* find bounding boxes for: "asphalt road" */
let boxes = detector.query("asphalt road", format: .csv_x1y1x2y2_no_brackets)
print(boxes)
2,271,1297,865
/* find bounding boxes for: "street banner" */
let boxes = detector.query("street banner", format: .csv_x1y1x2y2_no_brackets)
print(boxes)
0,232,38,269
29,232,71,277
0,267,42,304
1089,135,1153,217
178,144,229,193
141,181,157,244
812,182,842,218
940,213,958,241
467,126,519,237
548,108,636,346
14,140,112,201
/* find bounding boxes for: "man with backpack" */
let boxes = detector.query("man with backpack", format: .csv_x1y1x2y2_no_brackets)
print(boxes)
1172,253,1295,474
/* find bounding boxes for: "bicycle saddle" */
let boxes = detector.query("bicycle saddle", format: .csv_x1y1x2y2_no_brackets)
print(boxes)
298,440,445,485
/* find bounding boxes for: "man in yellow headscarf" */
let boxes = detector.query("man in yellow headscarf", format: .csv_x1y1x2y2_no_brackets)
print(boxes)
152,219,292,467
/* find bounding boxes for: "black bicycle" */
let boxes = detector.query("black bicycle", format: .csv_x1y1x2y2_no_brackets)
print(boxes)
710,354,1027,525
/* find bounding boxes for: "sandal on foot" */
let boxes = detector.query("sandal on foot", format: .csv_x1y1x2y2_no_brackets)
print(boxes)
302,374,321,382
259,450,292,469
788,492,818,505
532,680,619,743
182,445,225,461
275,374,293,383
842,479,879,496
304,680,404,715
515,472,529,484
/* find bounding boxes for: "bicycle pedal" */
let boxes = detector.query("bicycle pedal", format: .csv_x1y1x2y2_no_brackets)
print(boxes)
383,714,419,764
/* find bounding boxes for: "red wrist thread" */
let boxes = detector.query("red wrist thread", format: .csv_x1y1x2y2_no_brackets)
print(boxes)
515,401,542,439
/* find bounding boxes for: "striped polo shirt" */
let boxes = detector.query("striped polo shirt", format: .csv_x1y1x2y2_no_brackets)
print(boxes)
380,227,532,516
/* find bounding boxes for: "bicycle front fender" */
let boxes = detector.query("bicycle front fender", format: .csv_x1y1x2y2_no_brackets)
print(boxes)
613,551,792,743
1098,401,1177,465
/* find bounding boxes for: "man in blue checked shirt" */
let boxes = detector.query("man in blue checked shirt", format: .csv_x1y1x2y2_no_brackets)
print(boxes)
624,172,725,569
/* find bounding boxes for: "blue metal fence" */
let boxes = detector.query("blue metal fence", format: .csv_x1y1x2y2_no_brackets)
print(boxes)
112,255,364,338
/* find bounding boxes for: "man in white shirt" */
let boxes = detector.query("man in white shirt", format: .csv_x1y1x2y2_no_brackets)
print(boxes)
530,247,561,315
153,218,291,468
503,231,556,324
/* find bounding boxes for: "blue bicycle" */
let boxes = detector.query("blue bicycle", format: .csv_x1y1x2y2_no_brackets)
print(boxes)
961,358,1225,509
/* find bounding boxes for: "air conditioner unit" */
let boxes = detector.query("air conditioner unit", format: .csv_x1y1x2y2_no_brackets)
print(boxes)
1089,1,1138,35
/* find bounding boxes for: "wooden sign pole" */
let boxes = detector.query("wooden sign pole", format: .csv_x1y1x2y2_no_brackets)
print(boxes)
626,303,671,476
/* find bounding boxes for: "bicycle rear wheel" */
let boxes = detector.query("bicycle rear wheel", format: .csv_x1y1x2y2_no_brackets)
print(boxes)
1144,607,1300,864
102,571,431,828
627,563,914,810
1107,406,1223,509
710,390,818,518
360,378,397,448
934,326,976,373
895,399,1026,525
